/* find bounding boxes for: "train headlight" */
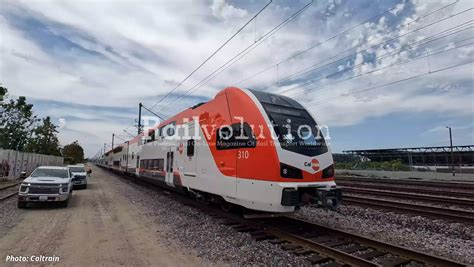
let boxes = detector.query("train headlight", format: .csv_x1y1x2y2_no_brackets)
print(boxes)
280,163,303,179
322,164,334,179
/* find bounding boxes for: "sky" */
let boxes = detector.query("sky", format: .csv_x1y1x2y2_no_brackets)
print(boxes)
1,0,473,157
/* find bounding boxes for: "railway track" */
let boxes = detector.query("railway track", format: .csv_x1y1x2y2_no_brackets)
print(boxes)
343,187,474,208
337,181,474,199
101,166,467,267
0,181,20,201
336,176,474,190
255,216,464,267
344,195,474,224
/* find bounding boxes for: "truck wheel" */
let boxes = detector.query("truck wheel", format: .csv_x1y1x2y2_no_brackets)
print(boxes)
59,198,69,208
17,201,27,209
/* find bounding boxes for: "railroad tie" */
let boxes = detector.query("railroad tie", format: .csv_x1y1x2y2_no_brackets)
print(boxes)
293,248,313,256
358,250,386,260
380,257,411,267
306,254,331,265
322,262,345,267
339,244,366,253
322,239,351,247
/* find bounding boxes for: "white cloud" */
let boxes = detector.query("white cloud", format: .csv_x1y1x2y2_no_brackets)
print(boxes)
211,0,248,19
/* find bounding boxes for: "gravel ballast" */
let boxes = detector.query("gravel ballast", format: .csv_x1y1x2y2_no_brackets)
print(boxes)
295,205,474,265
112,175,310,266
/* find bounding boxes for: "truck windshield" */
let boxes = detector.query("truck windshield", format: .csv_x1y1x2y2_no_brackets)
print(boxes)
69,167,85,172
31,169,69,178
262,103,328,157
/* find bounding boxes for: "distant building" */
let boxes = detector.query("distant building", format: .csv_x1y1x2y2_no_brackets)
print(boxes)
339,145,474,172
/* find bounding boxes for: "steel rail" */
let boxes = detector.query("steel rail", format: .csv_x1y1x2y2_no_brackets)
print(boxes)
344,196,474,224
337,182,474,199
336,177,474,190
0,181,22,191
0,191,18,201
275,216,466,267
343,187,474,207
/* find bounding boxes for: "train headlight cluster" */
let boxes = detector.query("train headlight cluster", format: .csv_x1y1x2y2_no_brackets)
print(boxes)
322,164,335,179
280,163,303,179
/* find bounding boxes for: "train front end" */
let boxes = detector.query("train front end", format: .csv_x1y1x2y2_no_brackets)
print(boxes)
223,88,342,212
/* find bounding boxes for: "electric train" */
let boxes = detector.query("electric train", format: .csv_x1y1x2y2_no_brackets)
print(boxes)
99,87,341,213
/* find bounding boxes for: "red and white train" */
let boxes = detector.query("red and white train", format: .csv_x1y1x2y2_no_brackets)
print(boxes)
99,87,341,213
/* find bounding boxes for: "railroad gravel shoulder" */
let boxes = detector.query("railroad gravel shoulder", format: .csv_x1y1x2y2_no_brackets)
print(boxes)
112,175,310,266
294,205,474,265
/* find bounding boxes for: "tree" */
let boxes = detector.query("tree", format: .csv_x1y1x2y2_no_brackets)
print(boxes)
26,116,61,156
0,85,7,103
62,141,85,164
0,94,38,150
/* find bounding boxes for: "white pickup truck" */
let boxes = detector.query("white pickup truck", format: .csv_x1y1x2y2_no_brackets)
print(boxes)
68,164,89,189
17,166,73,208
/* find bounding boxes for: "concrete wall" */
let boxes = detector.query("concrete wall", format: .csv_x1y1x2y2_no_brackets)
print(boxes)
0,149,64,180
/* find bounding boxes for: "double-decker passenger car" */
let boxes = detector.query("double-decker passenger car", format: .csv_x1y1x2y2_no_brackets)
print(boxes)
102,87,341,212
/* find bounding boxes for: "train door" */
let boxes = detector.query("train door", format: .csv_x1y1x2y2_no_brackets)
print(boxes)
184,123,197,177
165,149,174,187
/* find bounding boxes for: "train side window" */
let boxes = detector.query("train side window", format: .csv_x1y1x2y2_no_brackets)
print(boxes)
216,122,256,150
187,139,195,157
157,159,164,171
148,130,155,143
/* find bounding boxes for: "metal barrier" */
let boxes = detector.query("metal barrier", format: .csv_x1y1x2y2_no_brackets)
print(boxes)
0,149,64,180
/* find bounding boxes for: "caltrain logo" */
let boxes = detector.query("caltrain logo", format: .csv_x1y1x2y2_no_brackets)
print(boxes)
304,159,320,171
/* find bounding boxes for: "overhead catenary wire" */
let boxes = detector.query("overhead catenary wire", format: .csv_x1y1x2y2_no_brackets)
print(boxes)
116,0,272,138
231,0,460,86
163,0,464,113
159,0,315,112
146,0,273,111
278,21,474,98
309,60,473,106
296,39,474,101
274,7,473,90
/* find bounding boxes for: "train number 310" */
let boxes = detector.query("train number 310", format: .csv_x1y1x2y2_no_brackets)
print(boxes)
238,150,249,159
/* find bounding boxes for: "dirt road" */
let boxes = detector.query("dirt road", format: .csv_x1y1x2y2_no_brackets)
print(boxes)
0,166,206,266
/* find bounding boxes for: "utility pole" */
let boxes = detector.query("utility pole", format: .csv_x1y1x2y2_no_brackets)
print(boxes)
446,126,455,176
112,133,115,151
138,102,143,135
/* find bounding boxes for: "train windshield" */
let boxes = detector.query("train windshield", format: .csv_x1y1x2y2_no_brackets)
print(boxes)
263,103,328,156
